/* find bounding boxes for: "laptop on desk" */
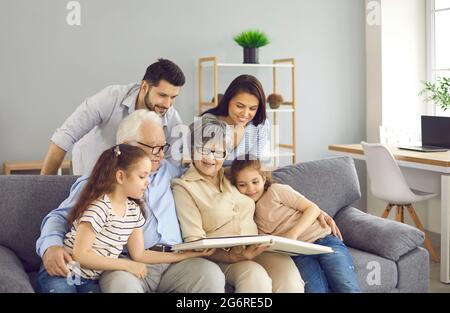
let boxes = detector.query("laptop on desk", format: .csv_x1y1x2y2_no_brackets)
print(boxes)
398,116,450,152
398,145,448,152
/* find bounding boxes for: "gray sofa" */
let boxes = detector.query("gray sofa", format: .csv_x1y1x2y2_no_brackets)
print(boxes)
0,156,428,293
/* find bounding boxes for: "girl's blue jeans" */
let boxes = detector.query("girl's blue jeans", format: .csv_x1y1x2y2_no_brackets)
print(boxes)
292,235,361,293
36,265,101,293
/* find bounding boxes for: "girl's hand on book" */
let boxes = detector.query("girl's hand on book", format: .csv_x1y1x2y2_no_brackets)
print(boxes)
197,248,216,257
126,261,148,279
229,244,268,262
184,248,216,258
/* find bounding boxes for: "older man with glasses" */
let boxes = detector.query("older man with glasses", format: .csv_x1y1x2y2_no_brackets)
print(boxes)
36,110,226,293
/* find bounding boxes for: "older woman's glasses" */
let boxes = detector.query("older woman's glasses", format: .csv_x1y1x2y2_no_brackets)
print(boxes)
137,141,170,155
195,146,227,159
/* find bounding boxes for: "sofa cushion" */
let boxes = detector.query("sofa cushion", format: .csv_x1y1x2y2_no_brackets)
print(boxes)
272,156,361,217
27,271,39,292
396,247,429,293
335,206,425,261
0,175,78,272
0,246,34,292
348,247,398,293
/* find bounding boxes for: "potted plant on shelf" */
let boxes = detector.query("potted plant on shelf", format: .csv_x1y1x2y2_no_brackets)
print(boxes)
419,77,450,111
233,29,270,64
267,93,284,109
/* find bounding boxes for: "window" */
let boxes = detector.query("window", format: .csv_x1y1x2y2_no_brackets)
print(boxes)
428,0,450,115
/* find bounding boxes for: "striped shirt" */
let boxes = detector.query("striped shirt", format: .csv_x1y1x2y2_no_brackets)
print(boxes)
63,195,145,280
202,114,271,166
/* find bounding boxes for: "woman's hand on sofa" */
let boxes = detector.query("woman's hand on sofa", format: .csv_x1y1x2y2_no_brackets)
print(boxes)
318,212,343,241
43,246,73,277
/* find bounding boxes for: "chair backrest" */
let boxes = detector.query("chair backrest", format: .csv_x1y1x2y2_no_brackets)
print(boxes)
361,142,415,203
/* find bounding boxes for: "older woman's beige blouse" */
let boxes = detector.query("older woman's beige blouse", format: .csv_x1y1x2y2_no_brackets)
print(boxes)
171,165,258,242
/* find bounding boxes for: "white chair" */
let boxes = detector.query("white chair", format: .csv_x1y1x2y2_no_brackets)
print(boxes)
361,141,440,262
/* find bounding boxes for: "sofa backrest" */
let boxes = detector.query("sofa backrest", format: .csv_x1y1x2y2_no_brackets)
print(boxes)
0,175,78,272
0,157,359,271
272,156,361,217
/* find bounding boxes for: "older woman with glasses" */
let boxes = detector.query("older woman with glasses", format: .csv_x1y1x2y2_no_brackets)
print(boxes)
171,115,304,293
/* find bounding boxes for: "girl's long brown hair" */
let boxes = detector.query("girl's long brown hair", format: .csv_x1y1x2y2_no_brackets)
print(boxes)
229,154,272,191
67,144,148,228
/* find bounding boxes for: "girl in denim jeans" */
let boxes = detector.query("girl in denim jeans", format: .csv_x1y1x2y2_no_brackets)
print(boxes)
230,156,360,293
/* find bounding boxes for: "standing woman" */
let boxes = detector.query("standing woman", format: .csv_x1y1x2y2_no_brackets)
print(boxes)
171,115,304,293
202,75,271,166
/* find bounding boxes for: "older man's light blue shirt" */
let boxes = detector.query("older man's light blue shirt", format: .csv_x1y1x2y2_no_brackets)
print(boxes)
36,160,183,258
51,83,183,175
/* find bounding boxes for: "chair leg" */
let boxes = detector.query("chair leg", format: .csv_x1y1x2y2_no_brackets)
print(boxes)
395,206,404,222
406,205,440,263
382,204,393,218
400,205,404,223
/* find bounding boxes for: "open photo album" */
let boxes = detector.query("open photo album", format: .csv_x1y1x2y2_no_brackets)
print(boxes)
172,235,334,256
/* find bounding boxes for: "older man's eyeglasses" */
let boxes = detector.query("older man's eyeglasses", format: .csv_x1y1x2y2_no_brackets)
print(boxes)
137,142,170,155
195,146,227,159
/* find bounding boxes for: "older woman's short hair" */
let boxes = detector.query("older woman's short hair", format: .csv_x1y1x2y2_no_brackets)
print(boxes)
188,115,228,160
116,109,162,144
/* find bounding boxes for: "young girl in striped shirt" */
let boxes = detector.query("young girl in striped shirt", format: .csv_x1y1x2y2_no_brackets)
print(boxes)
37,144,213,293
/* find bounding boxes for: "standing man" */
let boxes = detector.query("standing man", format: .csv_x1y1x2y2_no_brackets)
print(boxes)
41,58,185,175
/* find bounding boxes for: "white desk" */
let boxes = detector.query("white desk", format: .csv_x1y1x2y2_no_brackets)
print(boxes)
329,144,450,284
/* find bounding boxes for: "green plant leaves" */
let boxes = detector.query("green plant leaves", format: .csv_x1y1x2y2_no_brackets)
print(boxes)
233,29,270,48
419,77,450,111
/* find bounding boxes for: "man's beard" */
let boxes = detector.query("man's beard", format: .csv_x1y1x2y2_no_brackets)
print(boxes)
144,90,155,112
144,90,167,116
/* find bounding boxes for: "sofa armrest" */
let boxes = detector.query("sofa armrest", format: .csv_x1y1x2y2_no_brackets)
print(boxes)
334,206,425,261
0,246,34,292
272,156,361,217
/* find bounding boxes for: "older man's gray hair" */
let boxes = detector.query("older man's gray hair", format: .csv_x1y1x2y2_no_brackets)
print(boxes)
116,109,162,144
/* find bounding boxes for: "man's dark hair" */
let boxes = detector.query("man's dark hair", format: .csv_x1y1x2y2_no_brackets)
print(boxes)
142,58,185,87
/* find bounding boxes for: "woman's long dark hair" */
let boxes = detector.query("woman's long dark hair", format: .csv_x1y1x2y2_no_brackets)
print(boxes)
67,144,148,228
202,74,267,126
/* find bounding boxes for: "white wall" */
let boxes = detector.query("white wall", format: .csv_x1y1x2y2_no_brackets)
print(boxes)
0,0,366,170
365,0,441,233
381,0,427,133
366,1,383,143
